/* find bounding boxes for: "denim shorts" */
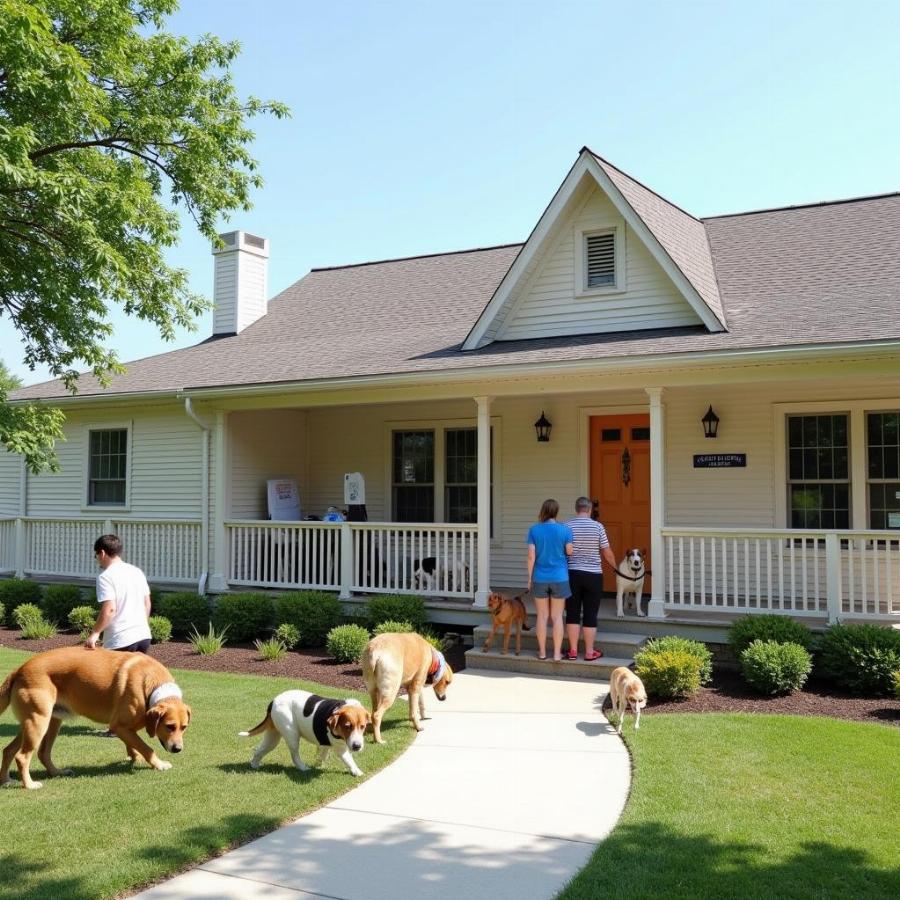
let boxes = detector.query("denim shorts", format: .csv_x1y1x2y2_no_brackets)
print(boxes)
532,579,571,600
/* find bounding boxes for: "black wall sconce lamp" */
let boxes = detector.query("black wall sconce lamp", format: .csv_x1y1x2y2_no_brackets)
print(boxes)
702,405,720,439
534,410,552,442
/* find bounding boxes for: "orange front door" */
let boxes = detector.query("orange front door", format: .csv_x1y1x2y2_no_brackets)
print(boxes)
590,414,652,594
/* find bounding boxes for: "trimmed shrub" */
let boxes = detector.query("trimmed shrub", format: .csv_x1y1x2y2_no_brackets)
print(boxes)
0,578,43,627
893,670,900,701
634,648,702,699
69,605,97,637
641,635,713,685
212,592,273,643
741,640,812,695
366,594,427,631
148,615,173,644
419,627,445,651
817,624,900,695
273,622,301,649
42,584,84,626
373,619,415,636
155,591,210,636
326,624,370,663
728,615,814,656
12,603,44,630
0,601,5,626
274,591,342,647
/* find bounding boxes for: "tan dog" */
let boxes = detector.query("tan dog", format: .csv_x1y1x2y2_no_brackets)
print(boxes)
482,592,530,655
609,666,647,734
239,690,370,777
361,632,453,744
0,646,191,790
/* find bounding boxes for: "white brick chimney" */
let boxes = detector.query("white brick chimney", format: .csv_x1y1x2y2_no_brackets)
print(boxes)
212,230,269,335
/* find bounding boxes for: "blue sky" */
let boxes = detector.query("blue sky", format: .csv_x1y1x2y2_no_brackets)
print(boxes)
3,0,899,385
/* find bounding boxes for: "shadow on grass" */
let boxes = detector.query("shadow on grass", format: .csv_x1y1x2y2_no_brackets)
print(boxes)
560,822,900,900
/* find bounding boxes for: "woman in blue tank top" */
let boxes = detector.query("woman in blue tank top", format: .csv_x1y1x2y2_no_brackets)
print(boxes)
526,499,574,661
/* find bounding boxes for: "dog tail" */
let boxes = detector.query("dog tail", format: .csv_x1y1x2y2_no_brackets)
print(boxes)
238,701,274,737
0,669,15,718
522,620,531,631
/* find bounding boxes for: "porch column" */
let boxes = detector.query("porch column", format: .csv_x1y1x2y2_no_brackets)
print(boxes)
474,395,492,608
208,411,229,592
646,387,666,619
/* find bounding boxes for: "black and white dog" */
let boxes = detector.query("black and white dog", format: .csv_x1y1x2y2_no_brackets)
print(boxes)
239,689,370,777
413,556,470,593
615,548,647,618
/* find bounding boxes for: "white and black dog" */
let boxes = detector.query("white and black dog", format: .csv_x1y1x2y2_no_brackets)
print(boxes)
239,689,370,777
413,556,470,593
615,548,647,618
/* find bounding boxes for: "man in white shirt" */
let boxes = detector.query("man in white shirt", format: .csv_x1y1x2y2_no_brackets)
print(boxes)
86,534,152,653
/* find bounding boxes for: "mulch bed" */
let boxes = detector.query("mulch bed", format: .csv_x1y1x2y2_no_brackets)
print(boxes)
2,628,897,725
649,667,900,726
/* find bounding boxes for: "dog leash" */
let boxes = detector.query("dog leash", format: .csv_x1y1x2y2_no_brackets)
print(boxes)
613,567,652,582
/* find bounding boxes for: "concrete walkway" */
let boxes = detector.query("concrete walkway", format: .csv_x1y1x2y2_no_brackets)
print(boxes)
137,670,630,900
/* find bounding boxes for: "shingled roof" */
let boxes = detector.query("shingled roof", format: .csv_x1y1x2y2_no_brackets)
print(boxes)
12,157,900,401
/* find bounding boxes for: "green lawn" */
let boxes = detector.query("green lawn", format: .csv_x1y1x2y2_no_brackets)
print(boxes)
559,713,900,900
0,646,414,899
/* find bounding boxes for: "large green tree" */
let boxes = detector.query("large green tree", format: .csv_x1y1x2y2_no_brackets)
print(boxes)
0,0,288,471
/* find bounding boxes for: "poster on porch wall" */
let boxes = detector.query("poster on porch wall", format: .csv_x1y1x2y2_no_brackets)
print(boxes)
344,472,366,505
267,479,302,520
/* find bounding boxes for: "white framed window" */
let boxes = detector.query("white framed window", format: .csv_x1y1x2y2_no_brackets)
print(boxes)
385,418,501,541
574,225,625,296
83,423,132,510
774,400,900,531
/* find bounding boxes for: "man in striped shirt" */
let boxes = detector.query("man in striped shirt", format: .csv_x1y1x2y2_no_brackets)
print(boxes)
565,497,617,660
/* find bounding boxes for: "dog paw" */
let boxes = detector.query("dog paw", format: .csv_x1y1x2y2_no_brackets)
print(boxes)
154,761,173,772
1,776,15,787
25,781,43,790
58,768,75,777
616,612,624,618
250,759,261,770
637,611,646,617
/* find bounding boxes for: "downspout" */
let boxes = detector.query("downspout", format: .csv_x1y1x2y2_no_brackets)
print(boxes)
184,398,211,595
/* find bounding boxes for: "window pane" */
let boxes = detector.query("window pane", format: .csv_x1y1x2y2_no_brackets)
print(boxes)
393,486,434,523
446,486,477,524
869,482,900,530
790,483,849,529
88,429,127,506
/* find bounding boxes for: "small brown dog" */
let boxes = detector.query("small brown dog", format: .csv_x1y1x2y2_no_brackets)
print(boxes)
609,666,648,734
482,592,530,655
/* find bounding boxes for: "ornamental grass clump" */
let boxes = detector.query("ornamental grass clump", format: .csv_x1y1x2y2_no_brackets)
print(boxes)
741,640,813,695
634,647,702,699
817,623,900,695
12,603,44,630
189,624,228,656
13,603,57,639
148,615,172,644
326,624,370,663
69,605,97,638
372,620,415,636
254,637,289,661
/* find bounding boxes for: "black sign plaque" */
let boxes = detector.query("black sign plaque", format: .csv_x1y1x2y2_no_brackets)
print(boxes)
693,453,746,469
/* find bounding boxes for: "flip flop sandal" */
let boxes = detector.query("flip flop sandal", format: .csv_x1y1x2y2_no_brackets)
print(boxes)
584,650,604,661
566,650,578,660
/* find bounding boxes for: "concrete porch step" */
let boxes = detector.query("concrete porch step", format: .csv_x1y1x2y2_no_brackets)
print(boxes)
465,647,635,680
471,624,648,659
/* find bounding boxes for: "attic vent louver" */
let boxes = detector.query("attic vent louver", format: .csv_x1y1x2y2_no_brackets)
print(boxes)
586,232,616,287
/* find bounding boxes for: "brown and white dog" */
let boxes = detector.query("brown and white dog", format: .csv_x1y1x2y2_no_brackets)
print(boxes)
482,592,530,656
239,690,370,777
609,666,648,734
615,548,647,618
0,646,191,790
361,632,453,743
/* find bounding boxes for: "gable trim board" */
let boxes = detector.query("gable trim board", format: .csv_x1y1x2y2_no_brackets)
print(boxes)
463,149,726,350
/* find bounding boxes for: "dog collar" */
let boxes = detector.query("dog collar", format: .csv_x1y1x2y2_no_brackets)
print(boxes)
426,649,446,685
148,682,182,709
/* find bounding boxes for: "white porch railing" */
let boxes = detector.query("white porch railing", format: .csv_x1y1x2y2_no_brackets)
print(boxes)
663,527,900,621
0,516,202,585
225,520,477,598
